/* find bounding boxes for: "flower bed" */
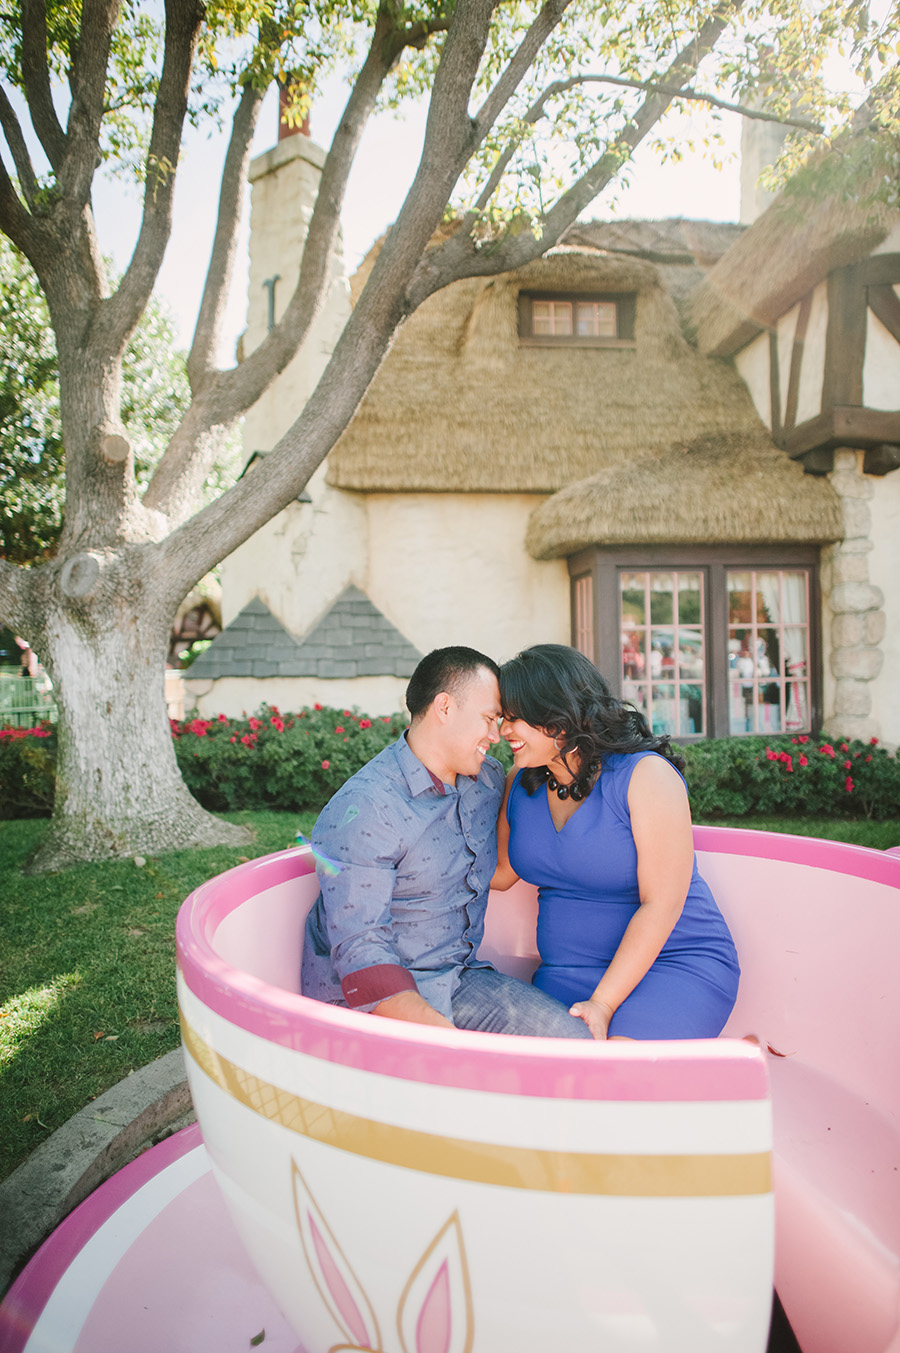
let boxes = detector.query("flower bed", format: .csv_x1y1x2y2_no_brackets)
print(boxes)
0,721,56,818
681,734,900,820
2,711,898,822
171,704,409,812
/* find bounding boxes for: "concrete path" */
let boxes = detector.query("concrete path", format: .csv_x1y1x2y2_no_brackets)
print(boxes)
0,1049,194,1297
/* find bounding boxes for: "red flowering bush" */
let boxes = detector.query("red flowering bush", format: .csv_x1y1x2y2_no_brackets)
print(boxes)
172,703,408,811
0,721,57,818
682,735,900,820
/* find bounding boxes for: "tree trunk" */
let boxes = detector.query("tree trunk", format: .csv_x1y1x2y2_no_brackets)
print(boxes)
25,549,250,874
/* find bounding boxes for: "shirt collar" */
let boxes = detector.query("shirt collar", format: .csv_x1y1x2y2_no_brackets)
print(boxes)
394,731,447,797
394,731,480,797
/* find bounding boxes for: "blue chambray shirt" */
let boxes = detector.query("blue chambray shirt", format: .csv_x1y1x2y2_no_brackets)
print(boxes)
301,733,505,1020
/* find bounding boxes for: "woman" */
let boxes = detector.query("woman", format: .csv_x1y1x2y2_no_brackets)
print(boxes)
495,644,739,1040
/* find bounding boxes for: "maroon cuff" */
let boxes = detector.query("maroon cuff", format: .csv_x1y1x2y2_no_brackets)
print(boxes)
341,964,418,1008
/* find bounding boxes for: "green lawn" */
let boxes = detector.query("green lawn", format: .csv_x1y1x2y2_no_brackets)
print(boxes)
693,815,900,849
0,811,317,1183
1,809,898,1183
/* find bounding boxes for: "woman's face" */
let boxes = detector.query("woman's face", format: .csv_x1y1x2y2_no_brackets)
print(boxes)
500,714,564,772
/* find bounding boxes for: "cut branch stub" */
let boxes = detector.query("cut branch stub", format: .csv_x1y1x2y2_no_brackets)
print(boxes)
100,433,131,464
60,553,101,599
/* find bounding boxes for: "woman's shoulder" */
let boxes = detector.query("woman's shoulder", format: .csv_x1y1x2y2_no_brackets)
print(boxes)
601,749,657,774
600,750,686,798
603,748,678,770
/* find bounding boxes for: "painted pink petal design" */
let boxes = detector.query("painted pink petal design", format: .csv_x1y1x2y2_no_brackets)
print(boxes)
416,1259,452,1353
309,1213,374,1350
398,1213,473,1353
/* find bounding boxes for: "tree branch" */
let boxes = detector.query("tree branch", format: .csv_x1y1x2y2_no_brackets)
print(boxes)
0,152,44,262
155,0,517,576
530,71,824,134
157,274,410,602
20,0,67,171
0,86,40,207
95,0,204,356
186,79,265,392
467,62,820,222
0,557,37,635
470,0,573,143
144,0,410,517
59,0,119,214
410,0,746,304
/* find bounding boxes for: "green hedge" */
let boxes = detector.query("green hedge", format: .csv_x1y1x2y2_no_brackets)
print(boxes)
171,704,408,811
0,722,56,819
2,711,898,823
682,734,900,820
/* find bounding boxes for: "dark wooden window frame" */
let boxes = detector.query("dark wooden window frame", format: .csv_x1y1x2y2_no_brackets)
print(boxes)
568,543,823,741
518,290,637,348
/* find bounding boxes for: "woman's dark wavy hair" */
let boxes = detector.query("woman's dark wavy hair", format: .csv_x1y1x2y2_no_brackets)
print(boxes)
499,644,685,795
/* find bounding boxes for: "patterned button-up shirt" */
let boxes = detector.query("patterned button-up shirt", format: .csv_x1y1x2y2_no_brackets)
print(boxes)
301,733,505,1020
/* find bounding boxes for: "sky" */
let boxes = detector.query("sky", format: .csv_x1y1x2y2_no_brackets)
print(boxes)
90,72,744,363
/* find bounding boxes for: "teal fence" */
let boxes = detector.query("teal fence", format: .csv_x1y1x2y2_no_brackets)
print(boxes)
0,671,58,727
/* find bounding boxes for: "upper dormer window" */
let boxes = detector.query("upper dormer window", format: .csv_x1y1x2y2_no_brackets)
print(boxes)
518,292,636,347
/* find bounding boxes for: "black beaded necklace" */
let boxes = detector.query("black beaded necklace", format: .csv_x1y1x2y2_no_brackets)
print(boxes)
545,762,600,802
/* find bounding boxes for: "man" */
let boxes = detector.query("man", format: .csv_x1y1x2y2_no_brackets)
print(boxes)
302,646,590,1036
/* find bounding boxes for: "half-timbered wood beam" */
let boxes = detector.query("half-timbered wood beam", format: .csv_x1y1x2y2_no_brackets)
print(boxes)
769,329,782,439
783,292,813,433
868,283,900,343
860,253,900,287
822,267,866,409
781,406,900,457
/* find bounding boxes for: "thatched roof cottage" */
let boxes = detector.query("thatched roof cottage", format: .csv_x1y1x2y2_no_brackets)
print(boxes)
187,127,898,746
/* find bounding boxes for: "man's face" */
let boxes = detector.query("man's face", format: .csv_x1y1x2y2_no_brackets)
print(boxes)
439,667,502,780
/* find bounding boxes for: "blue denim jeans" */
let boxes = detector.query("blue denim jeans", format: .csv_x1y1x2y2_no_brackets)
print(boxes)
451,966,593,1038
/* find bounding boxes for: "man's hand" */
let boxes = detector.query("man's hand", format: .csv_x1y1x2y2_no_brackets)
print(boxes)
373,990,455,1028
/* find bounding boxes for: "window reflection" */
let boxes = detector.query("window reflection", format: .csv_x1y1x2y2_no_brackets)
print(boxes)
619,571,706,736
727,571,809,734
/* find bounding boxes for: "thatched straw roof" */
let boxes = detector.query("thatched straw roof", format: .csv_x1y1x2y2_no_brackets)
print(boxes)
691,185,898,357
328,239,777,495
566,218,745,267
565,219,745,313
526,432,843,559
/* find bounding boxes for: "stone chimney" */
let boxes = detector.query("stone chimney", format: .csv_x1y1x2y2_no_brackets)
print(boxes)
278,81,311,140
740,114,790,224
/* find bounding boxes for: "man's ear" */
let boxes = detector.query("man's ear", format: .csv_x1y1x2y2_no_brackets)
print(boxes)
432,691,454,722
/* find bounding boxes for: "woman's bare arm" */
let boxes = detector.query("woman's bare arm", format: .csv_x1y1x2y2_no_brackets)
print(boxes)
570,755,693,1038
491,769,521,890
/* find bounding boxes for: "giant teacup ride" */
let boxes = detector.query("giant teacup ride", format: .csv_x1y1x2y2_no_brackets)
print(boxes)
172,826,900,1353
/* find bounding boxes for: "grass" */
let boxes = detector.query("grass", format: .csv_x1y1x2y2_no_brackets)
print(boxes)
1,808,898,1184
0,810,317,1184
693,815,900,850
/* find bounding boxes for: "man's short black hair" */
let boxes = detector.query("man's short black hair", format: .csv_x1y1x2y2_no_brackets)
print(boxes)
406,647,499,719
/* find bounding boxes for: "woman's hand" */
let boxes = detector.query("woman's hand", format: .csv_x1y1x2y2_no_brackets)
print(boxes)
569,997,615,1040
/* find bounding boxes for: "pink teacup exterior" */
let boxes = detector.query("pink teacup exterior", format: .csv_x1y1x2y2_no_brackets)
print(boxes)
177,839,774,1353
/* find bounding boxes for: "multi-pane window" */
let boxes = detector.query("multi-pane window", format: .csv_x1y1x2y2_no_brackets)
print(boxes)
568,548,820,741
519,292,635,345
531,299,618,338
619,571,706,737
727,570,810,735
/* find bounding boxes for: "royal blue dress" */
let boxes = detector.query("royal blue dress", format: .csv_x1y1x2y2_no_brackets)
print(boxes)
506,752,740,1039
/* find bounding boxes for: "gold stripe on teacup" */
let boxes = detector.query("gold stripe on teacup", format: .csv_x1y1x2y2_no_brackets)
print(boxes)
181,1016,771,1198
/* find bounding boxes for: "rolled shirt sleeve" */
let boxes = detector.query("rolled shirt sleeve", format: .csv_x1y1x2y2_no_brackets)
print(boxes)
314,793,417,1008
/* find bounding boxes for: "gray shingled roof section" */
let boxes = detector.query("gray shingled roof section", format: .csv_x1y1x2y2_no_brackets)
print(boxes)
186,588,422,680
297,586,422,678
187,596,303,679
